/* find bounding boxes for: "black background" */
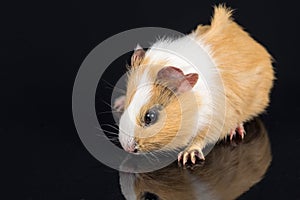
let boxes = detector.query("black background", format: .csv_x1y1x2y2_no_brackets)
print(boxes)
3,0,300,199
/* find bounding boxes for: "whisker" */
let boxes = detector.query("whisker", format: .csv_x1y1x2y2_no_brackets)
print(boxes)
101,100,114,109
102,130,119,136
95,126,119,136
105,87,126,94
97,110,120,115
148,151,160,163
101,124,120,132
95,133,119,142
101,79,126,94
142,151,156,165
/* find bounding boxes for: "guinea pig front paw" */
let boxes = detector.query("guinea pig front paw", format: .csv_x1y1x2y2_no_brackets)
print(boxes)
178,148,205,166
229,123,246,140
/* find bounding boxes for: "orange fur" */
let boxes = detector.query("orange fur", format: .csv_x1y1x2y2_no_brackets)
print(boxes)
195,5,274,139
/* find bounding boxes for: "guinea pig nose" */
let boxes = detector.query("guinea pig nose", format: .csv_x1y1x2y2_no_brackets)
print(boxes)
126,140,138,153
126,146,137,153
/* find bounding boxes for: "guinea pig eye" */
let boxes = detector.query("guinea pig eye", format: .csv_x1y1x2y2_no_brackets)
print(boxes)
142,192,159,200
144,108,159,126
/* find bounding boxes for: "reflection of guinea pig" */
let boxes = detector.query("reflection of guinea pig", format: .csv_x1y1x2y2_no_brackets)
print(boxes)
119,118,272,200
115,5,274,164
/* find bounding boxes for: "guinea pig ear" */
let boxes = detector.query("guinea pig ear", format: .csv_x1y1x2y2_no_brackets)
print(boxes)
131,44,145,67
157,66,199,94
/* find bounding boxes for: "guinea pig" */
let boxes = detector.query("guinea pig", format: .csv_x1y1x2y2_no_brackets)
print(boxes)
115,5,274,165
119,118,272,200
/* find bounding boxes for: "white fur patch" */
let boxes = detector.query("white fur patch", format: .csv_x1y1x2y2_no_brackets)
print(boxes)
119,72,152,150
119,110,136,150
128,73,152,125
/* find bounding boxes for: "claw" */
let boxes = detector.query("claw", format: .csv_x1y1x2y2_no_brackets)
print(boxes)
191,151,196,164
229,129,236,141
177,151,183,163
236,123,246,139
230,123,246,140
183,152,189,166
196,150,205,161
190,150,205,164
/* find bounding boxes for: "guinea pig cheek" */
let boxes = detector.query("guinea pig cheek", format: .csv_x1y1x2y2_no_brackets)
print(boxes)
135,100,182,152
134,107,167,151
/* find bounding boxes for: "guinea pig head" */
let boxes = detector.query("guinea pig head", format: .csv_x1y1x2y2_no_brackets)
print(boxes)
118,55,200,153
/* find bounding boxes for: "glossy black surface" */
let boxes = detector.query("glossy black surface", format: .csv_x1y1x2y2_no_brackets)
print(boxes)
4,0,300,199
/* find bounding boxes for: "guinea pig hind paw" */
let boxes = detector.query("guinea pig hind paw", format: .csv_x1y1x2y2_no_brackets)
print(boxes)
230,123,246,140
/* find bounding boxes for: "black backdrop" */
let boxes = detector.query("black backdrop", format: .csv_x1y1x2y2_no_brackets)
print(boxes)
2,0,300,199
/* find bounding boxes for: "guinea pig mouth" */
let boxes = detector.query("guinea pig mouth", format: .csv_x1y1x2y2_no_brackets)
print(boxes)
137,142,164,153
132,146,138,153
123,140,139,153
